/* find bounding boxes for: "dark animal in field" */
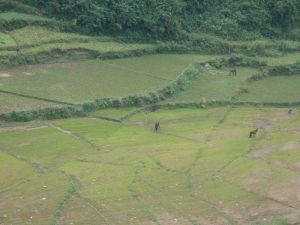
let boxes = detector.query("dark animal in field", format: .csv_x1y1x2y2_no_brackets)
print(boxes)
249,128,259,138
288,109,293,115
229,67,237,76
154,122,160,132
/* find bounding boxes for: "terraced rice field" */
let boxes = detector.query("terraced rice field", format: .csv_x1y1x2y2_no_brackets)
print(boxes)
0,54,218,104
8,26,97,47
166,66,259,103
0,92,60,114
238,75,300,103
0,107,299,225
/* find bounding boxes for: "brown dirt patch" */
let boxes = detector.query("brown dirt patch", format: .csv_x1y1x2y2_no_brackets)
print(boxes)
248,146,274,158
282,142,300,151
156,213,191,225
268,175,300,208
214,130,242,140
283,128,300,136
293,162,300,170
194,215,231,225
223,200,300,225
241,169,273,190
0,73,11,78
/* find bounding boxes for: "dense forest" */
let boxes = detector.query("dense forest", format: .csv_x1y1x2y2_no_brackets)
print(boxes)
12,0,300,40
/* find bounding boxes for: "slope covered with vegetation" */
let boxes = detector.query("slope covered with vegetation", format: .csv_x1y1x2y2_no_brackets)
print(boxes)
19,0,300,40
0,1,300,225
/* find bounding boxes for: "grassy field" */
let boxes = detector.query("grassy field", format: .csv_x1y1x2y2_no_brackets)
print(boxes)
166,66,259,103
0,106,299,225
3,26,114,50
0,54,218,104
238,75,300,103
0,3,300,225
8,26,97,47
90,107,140,120
0,92,60,114
0,32,16,49
20,41,155,54
256,52,300,66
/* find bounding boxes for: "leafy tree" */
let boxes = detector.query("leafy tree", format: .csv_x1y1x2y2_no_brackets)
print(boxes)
266,0,298,33
19,0,300,39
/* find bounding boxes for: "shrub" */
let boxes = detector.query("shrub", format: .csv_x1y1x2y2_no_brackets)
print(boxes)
2,106,86,122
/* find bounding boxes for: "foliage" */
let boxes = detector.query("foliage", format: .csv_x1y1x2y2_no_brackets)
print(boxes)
0,0,38,14
82,64,200,111
18,0,300,40
268,62,300,75
238,74,300,103
2,63,199,122
2,106,86,122
268,0,298,34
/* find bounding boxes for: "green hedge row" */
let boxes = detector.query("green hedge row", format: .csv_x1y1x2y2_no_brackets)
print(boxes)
156,100,300,110
268,63,300,76
1,106,86,122
156,39,297,57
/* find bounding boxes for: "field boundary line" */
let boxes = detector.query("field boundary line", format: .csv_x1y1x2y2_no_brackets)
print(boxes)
48,122,106,152
88,115,121,123
142,179,199,225
223,178,299,210
191,193,238,225
0,173,41,195
78,196,112,225
144,155,237,225
52,174,76,225
0,148,49,173
0,89,76,106
208,117,300,211
128,164,163,225
77,159,132,167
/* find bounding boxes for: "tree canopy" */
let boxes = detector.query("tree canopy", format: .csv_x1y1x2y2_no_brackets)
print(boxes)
20,0,300,39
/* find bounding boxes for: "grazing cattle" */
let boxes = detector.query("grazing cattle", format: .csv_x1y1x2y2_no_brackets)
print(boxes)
288,109,293,115
249,128,259,138
154,122,160,132
229,67,237,76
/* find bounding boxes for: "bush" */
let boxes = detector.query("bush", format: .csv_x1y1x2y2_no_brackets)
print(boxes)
2,106,86,122
268,63,300,76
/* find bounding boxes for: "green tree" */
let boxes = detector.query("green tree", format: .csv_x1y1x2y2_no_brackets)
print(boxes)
270,0,298,33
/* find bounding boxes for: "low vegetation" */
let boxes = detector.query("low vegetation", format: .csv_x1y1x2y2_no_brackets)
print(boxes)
1,107,299,225
238,75,300,103
0,54,216,104
0,1,299,225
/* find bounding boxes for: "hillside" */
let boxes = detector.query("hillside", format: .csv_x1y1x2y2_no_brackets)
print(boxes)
0,1,300,225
